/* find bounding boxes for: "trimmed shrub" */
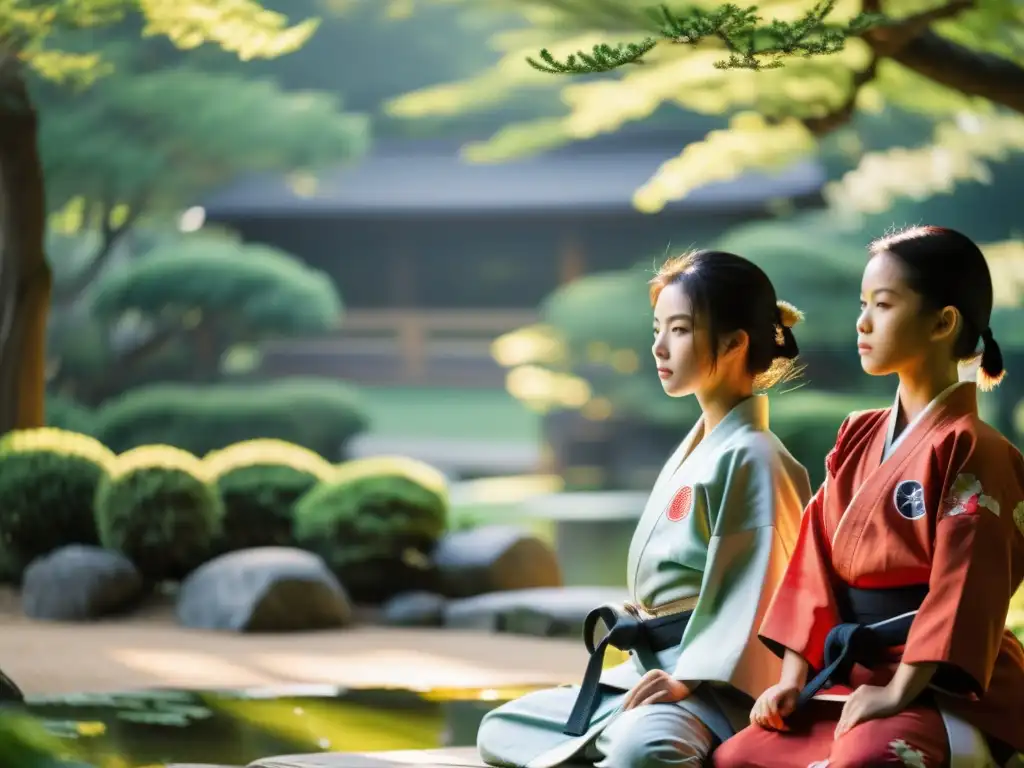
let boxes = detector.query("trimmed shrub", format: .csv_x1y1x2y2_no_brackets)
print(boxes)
294,457,449,604
771,391,890,488
93,378,369,459
204,439,336,553
95,445,223,582
0,428,114,582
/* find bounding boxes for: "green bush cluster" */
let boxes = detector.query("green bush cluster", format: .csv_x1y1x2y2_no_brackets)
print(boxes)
92,378,369,459
0,430,451,603
0,428,114,582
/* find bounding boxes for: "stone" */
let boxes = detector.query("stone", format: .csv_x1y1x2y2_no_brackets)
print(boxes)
249,748,484,767
444,586,628,639
379,591,446,627
432,525,561,599
21,545,143,621
176,547,352,632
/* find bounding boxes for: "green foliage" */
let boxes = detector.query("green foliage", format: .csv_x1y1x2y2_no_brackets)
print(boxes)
205,438,336,553
93,378,369,459
0,428,114,581
6,0,320,84
95,445,222,582
44,393,96,434
0,711,79,768
37,59,368,215
529,1,882,74
294,465,449,603
90,231,343,335
771,390,888,488
393,0,1024,214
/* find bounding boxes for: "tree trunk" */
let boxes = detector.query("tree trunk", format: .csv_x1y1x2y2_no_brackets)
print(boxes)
0,60,52,434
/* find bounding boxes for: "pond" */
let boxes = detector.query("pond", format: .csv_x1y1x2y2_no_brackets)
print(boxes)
1,684,534,768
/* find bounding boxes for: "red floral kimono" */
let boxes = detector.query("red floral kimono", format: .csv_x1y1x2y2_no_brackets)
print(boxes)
714,382,1024,768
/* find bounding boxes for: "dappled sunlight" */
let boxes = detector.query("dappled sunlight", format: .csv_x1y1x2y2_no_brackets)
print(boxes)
251,648,565,691
206,696,444,753
825,113,1024,215
110,648,281,688
449,474,564,507
633,112,816,213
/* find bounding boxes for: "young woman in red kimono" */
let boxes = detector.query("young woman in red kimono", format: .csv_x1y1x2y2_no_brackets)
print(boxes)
713,226,1024,768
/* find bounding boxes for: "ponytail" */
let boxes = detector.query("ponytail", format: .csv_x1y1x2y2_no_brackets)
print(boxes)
977,326,1006,391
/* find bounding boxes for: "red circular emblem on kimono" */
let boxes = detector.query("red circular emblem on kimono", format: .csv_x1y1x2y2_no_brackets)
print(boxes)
666,486,693,522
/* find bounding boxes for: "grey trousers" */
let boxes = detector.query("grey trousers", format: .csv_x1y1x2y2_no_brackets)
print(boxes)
477,685,718,768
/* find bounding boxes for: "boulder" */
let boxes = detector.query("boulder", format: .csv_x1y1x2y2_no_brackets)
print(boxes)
176,547,352,632
380,591,447,627
432,525,561,599
21,545,143,621
444,586,628,639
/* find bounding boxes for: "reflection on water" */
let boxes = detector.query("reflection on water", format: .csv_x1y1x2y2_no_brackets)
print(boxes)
2,683,538,767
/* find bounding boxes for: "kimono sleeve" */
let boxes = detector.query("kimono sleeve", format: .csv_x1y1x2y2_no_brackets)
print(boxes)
670,440,810,699
756,417,851,670
901,433,1024,696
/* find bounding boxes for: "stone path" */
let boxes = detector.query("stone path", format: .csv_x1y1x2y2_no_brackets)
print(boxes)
0,588,587,695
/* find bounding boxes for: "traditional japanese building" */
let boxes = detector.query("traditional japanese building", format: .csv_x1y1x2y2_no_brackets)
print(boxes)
201,129,826,387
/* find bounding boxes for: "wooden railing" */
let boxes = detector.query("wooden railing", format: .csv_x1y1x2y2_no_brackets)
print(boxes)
261,309,540,385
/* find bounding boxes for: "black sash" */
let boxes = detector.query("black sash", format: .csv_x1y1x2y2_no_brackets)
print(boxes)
563,603,693,737
794,584,928,710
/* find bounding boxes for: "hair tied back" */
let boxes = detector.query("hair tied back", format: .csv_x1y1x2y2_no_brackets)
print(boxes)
776,300,804,328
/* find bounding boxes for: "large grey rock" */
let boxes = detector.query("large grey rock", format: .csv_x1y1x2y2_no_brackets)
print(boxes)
444,586,628,639
176,547,352,632
380,591,446,627
21,545,143,621
432,525,561,599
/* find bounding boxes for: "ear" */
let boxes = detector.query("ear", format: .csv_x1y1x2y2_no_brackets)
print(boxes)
932,305,960,343
719,329,749,359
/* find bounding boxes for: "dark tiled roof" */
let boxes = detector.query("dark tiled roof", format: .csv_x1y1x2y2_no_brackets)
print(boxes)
201,139,825,216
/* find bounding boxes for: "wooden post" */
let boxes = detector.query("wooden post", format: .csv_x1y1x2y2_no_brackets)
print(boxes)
558,231,586,285
398,316,426,382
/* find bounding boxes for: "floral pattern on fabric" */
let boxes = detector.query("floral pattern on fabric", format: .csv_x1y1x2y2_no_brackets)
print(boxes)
943,473,1000,518
889,739,927,768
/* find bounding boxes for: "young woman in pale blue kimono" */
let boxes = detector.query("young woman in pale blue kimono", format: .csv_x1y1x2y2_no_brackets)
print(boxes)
476,250,815,768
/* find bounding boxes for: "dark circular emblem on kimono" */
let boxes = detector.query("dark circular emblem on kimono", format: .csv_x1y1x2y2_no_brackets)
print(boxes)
666,486,692,521
893,479,927,520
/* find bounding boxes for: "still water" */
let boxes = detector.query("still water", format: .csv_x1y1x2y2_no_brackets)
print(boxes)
2,684,528,767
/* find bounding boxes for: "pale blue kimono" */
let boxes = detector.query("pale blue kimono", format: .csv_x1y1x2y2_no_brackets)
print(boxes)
477,395,811,768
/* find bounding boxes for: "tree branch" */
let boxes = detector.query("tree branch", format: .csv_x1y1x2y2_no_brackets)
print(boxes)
52,195,144,307
875,31,1024,114
801,56,879,136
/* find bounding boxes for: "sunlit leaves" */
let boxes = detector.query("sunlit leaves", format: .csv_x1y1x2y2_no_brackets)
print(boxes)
824,112,1024,215
137,0,318,60
4,0,321,83
633,111,816,213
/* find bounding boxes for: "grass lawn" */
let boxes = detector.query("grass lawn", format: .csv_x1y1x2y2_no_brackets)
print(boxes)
359,387,541,442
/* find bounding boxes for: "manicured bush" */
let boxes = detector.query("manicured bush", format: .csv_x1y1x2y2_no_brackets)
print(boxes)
771,391,890,488
204,439,336,553
92,378,369,459
0,428,114,582
95,445,223,582
293,457,449,604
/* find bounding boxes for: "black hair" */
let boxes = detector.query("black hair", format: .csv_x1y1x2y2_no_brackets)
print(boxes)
650,249,802,389
869,226,1004,389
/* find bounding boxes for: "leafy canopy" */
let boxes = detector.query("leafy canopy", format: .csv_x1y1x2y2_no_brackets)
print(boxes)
388,0,1024,215
527,0,882,74
4,0,319,83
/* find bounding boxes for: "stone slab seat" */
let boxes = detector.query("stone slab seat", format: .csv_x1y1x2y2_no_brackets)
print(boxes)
247,747,485,768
